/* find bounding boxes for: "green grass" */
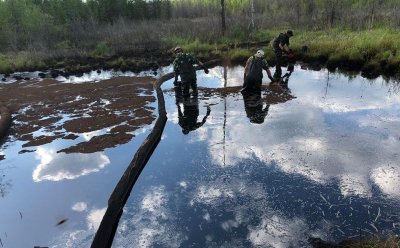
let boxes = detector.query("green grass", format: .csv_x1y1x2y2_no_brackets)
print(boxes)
227,48,252,63
92,41,112,57
2,28,400,75
0,52,46,74
291,28,400,70
351,236,400,248
0,54,12,73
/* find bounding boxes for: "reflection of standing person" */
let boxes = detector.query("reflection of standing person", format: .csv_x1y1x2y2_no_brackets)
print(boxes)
242,50,273,94
242,91,270,124
271,64,294,91
173,47,209,98
174,85,211,134
272,30,294,79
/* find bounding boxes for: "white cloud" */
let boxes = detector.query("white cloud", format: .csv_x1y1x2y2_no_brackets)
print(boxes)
72,202,88,212
87,208,107,230
33,147,110,182
248,215,308,248
371,165,400,198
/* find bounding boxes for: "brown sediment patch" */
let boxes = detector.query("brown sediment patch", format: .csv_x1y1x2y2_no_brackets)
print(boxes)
0,76,156,154
110,125,138,133
62,134,79,140
174,84,296,104
22,134,65,147
58,133,134,154
62,115,130,133
18,149,36,154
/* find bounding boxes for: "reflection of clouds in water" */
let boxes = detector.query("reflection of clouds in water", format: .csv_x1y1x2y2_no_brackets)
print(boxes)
297,76,400,113
72,202,88,212
358,109,400,140
193,93,400,198
190,176,324,247
116,177,319,247
371,165,400,198
82,130,106,141
248,215,308,248
179,181,188,189
51,207,106,248
87,208,107,230
339,174,372,197
192,185,235,204
141,186,167,215
113,186,187,248
33,147,110,182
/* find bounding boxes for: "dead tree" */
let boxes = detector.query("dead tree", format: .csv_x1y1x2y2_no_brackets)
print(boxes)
221,0,226,36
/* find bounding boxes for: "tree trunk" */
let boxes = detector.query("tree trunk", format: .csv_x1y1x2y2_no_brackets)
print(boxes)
221,0,226,36
249,0,255,30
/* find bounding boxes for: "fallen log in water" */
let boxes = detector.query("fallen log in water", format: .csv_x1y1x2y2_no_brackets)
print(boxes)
91,59,220,248
0,106,11,139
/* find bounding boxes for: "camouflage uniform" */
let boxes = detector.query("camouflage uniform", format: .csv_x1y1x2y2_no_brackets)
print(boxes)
243,56,270,93
272,33,290,78
173,52,200,97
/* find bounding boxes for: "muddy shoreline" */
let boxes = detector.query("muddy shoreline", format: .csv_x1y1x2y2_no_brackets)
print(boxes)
1,42,399,82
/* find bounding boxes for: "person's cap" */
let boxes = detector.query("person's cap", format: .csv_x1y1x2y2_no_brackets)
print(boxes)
255,50,265,58
287,30,294,36
174,46,183,53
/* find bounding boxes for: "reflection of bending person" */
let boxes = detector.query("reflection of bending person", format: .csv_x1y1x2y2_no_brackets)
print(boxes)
242,91,270,124
177,98,211,135
174,85,211,134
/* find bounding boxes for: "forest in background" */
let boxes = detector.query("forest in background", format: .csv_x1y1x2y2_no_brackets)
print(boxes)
0,0,400,74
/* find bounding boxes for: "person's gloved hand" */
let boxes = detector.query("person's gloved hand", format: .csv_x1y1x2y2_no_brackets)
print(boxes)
287,52,295,60
204,68,209,74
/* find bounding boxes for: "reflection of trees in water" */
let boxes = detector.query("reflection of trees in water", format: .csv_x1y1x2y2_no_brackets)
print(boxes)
0,170,11,198
387,79,400,95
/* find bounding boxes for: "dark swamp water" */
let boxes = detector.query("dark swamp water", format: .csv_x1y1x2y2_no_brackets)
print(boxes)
1,65,400,247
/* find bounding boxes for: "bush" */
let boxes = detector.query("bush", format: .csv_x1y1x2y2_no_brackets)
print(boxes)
93,41,111,57
0,54,12,73
228,48,252,63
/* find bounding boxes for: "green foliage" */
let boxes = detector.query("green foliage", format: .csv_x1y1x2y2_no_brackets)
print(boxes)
0,54,12,73
92,41,111,57
227,48,252,62
182,40,216,54
291,28,400,68
350,236,400,248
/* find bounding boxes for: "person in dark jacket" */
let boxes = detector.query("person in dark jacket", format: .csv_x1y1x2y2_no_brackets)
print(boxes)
173,47,209,98
242,50,273,94
272,30,294,79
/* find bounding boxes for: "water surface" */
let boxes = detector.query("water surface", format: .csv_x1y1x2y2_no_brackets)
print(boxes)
113,66,400,247
1,65,400,247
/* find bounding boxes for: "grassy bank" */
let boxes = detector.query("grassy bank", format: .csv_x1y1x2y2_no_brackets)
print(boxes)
1,28,400,78
311,236,400,248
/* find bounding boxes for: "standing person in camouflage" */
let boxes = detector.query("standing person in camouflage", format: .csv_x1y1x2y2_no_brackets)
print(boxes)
173,47,209,98
272,30,294,79
242,50,273,94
